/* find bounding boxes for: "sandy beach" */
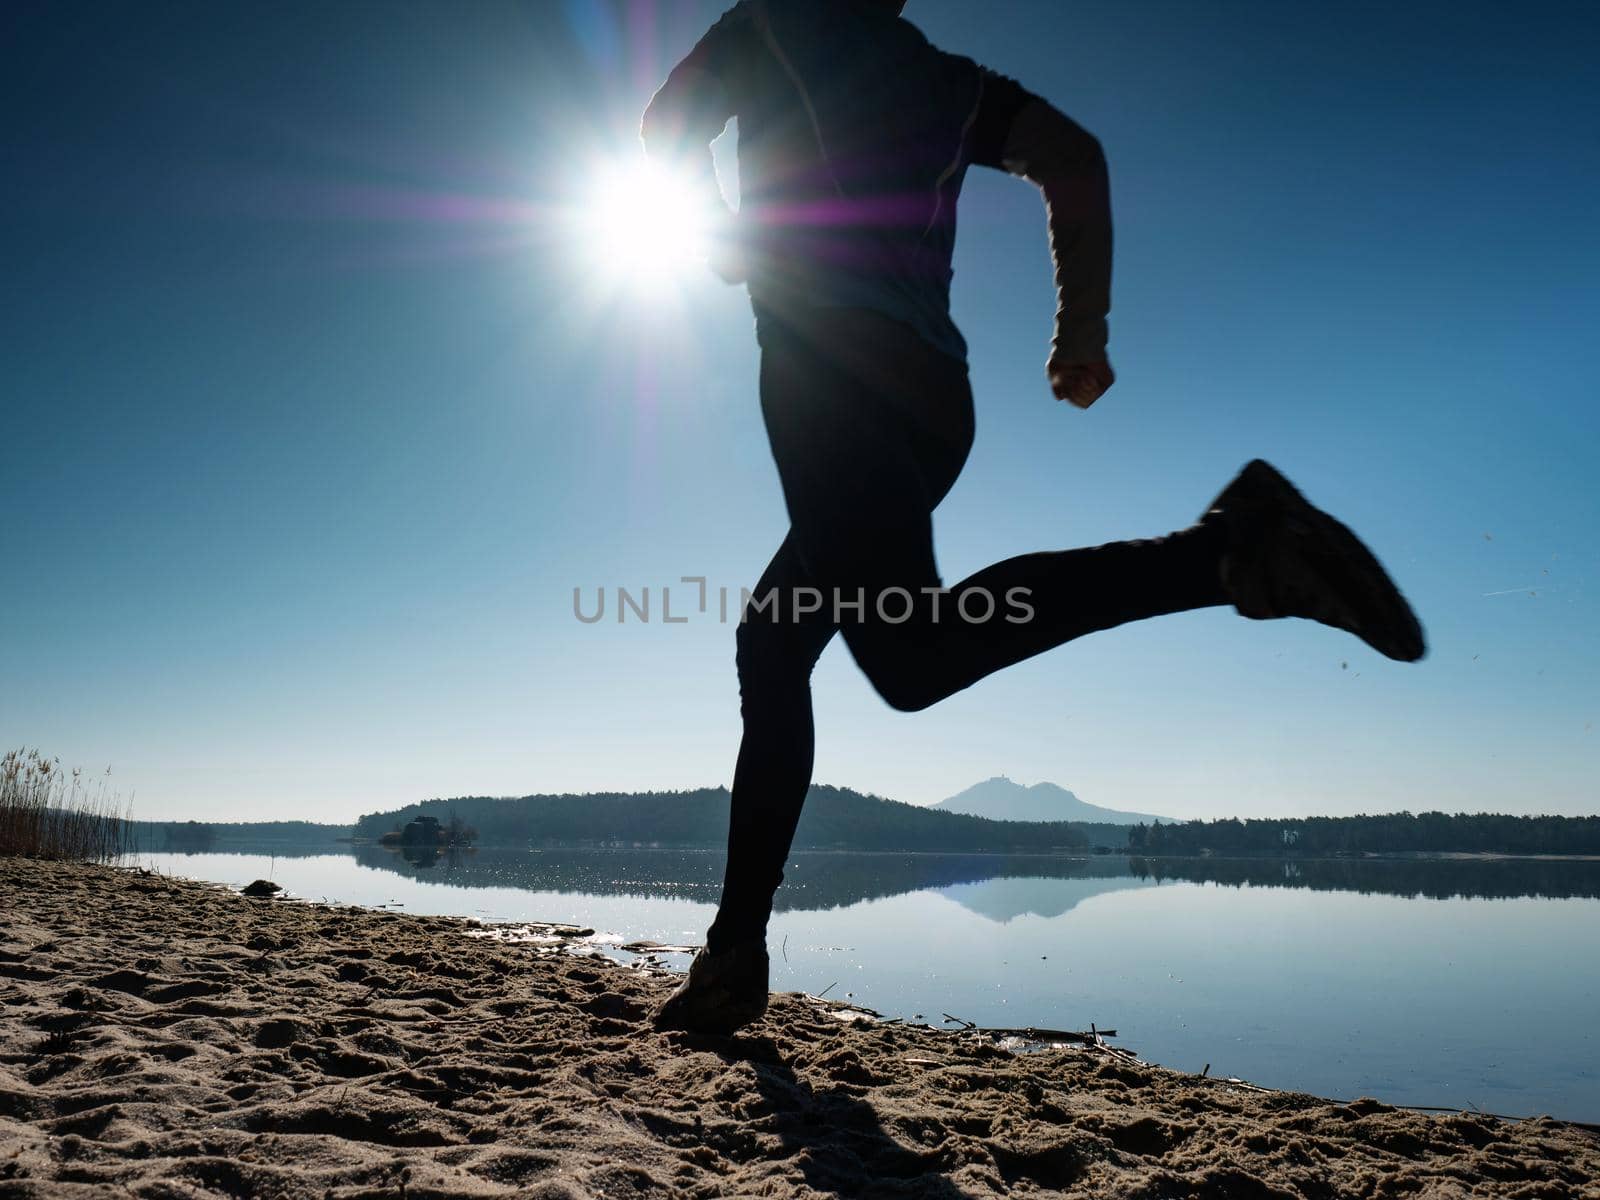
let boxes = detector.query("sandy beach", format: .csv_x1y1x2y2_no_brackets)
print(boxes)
1,858,1595,1199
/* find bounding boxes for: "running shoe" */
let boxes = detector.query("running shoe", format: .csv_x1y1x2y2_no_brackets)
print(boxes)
654,940,769,1035
1204,459,1426,662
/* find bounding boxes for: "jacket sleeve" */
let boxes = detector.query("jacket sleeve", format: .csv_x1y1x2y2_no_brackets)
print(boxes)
970,70,1113,363
640,3,750,159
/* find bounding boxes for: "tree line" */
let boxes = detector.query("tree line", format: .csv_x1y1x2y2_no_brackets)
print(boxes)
1128,812,1600,857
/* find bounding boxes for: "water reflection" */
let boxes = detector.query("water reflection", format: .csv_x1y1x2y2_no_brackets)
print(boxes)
1127,855,1600,902
399,843,445,869
189,844,1600,914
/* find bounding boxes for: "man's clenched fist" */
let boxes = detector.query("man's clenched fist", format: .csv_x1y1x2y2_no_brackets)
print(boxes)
1047,358,1115,409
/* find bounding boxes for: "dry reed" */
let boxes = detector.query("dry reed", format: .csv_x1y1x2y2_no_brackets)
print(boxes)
0,748,130,862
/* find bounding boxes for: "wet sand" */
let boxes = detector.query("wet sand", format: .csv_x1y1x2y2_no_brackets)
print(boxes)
2,858,1595,1198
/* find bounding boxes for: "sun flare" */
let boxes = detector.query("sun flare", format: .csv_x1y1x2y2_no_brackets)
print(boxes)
578,159,713,291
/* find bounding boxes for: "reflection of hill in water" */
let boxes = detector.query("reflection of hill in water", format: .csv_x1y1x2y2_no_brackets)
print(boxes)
138,842,344,860
330,846,1600,916
349,846,1125,913
937,874,1152,922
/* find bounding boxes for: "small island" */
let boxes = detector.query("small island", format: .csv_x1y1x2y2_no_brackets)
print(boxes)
374,814,477,849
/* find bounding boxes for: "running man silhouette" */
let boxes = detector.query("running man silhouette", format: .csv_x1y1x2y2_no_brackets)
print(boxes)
644,0,1424,1034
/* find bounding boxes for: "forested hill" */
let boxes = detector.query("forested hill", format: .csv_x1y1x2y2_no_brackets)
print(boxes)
352,785,1090,853
1130,812,1600,857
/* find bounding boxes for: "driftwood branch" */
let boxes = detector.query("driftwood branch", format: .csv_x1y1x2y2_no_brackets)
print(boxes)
976,1025,1118,1046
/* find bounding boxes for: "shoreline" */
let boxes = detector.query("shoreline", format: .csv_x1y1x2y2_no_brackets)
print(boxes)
3,858,1596,1198
130,843,1600,862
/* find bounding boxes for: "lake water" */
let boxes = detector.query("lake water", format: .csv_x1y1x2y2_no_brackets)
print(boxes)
129,846,1600,1122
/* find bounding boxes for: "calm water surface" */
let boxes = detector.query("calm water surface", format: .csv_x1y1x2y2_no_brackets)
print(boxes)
130,846,1600,1122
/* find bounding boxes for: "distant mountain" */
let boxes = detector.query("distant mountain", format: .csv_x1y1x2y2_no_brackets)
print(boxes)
932,776,1176,827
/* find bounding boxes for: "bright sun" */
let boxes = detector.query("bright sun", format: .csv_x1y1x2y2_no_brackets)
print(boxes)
579,159,713,291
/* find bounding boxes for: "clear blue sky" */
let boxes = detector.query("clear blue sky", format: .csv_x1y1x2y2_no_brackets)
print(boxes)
3,1,1596,822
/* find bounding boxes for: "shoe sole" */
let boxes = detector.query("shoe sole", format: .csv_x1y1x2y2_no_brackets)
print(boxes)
1225,460,1426,663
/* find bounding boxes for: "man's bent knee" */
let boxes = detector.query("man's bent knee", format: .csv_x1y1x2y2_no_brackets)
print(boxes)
854,647,943,712
735,617,817,700
875,678,939,713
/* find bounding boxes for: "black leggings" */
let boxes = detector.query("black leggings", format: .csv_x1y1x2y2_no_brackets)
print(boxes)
706,308,1227,951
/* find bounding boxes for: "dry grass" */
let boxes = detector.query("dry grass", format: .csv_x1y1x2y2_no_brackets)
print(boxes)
0,747,130,862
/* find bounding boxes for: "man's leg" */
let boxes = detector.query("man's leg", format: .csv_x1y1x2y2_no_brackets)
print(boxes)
836,526,1230,713
835,457,1428,712
655,312,954,1034
654,534,835,1033
705,532,836,954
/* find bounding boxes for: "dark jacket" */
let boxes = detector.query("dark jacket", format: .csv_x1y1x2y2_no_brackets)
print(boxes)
643,0,1111,365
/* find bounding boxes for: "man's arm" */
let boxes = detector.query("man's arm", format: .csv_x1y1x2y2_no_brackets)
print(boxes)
640,59,734,159
640,5,748,280
971,71,1114,407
